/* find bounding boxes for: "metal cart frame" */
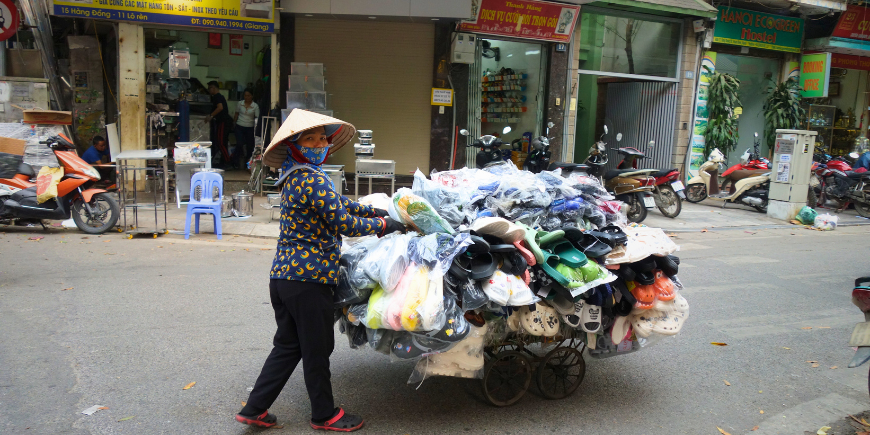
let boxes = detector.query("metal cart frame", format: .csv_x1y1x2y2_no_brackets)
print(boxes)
115,149,169,238
355,159,396,198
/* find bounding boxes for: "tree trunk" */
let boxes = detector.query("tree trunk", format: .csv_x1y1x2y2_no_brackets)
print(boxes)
625,19,635,74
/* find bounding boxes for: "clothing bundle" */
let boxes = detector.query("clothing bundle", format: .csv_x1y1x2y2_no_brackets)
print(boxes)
335,162,690,384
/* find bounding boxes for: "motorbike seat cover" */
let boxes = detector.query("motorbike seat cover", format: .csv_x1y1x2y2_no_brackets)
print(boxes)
604,168,654,180
846,171,870,180
650,168,678,178
617,147,646,157
727,169,769,182
17,163,34,178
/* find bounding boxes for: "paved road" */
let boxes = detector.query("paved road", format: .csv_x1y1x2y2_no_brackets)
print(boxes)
1,225,869,434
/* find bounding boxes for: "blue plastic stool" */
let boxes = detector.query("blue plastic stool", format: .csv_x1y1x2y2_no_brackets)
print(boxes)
185,171,223,239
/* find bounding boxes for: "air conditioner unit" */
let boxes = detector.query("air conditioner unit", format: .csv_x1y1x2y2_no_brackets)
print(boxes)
450,32,476,64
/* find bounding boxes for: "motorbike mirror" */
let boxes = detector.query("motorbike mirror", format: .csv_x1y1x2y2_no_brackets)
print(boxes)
850,152,860,159
647,140,655,148
616,133,623,142
754,132,759,138
603,125,608,135
547,122,555,128
459,129,470,136
502,126,512,134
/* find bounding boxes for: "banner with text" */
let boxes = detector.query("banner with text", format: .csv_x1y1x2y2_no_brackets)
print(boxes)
800,53,831,98
832,5,870,41
52,0,274,33
712,6,803,53
686,52,717,178
459,0,579,43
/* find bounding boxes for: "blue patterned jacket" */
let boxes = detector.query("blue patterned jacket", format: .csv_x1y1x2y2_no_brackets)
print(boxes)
270,167,384,284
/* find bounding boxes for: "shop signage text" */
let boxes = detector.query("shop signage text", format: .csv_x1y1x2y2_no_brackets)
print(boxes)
832,5,870,41
459,0,580,43
431,88,453,106
800,53,831,98
831,53,870,71
52,0,274,33
713,6,803,53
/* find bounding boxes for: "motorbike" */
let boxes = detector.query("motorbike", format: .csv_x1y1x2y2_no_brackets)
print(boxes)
460,126,512,169
582,127,656,223
0,134,120,234
524,122,556,174
810,152,870,217
847,276,870,399
613,141,683,218
685,133,771,212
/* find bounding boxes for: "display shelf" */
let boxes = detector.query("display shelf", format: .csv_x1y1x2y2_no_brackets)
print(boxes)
481,107,527,113
482,116,521,123
482,85,526,92
482,73,528,82
483,96,526,103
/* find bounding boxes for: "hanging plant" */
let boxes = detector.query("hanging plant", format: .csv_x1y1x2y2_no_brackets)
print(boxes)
703,66,741,157
763,77,805,151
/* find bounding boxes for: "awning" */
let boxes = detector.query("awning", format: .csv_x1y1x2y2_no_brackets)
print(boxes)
805,37,870,56
587,0,718,18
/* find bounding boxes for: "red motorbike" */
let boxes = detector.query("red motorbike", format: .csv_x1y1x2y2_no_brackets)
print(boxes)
0,134,120,233
810,154,870,217
615,143,683,218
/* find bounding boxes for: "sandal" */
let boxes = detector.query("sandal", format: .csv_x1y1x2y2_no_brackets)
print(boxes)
470,252,498,280
513,240,536,266
236,410,278,428
311,408,365,432
517,222,546,264
547,240,588,268
653,270,676,301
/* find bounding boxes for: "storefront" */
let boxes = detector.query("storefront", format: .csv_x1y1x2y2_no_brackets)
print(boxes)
803,4,870,157
457,0,580,169
686,6,804,175
50,0,279,164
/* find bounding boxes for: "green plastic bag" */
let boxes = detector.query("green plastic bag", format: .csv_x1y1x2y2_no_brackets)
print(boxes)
796,206,818,225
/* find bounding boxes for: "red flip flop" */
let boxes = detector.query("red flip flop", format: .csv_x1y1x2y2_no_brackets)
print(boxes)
310,408,364,432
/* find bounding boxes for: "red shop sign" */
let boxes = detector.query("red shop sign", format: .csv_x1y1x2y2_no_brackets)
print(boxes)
831,53,870,71
832,5,870,41
459,0,580,43
0,0,19,42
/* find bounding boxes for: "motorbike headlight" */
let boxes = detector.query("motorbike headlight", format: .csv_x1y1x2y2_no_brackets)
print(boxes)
84,165,101,180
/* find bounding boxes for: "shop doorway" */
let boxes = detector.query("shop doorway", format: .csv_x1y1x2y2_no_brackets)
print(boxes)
143,28,272,169
466,37,547,168
714,54,780,165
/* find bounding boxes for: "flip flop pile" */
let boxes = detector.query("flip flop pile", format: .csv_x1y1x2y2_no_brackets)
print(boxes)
335,165,691,381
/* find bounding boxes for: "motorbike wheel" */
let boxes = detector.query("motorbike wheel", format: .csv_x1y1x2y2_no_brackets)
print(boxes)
655,185,682,218
856,201,870,218
807,185,818,208
72,192,120,234
754,198,769,213
620,193,647,223
685,184,707,203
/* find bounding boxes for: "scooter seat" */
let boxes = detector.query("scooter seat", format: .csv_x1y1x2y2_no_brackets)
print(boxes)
723,169,768,194
549,162,590,173
846,171,870,180
604,168,654,180
650,168,678,178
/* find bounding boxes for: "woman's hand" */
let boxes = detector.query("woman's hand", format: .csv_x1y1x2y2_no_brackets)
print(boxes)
380,217,406,236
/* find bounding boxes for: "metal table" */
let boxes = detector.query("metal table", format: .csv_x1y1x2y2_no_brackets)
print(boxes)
116,149,169,238
354,159,395,198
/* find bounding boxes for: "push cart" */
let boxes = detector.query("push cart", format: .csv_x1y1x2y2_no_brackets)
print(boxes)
481,332,586,406
115,149,169,238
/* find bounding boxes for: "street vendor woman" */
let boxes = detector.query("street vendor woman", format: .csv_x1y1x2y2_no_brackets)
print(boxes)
236,109,405,431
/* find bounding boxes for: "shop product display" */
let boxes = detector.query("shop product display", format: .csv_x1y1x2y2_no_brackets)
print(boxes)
335,161,690,406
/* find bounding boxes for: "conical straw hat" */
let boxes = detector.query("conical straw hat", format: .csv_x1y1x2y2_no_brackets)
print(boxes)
263,109,356,168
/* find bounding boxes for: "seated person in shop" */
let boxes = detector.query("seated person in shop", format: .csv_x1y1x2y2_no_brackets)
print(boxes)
204,81,233,167
81,135,116,185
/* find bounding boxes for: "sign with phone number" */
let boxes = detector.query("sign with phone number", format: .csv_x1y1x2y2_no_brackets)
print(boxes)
52,0,273,33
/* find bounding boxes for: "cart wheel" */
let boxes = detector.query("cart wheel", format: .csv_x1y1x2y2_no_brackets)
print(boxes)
116,227,123,233
152,233,158,238
164,230,169,234
481,350,532,407
536,346,585,400
130,225,136,230
127,234,133,239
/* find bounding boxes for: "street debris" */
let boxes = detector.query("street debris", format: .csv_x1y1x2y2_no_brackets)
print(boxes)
27,236,43,241
717,427,732,435
723,380,730,386
183,381,196,390
81,405,108,415
816,426,831,435
801,327,812,330
711,342,728,346
118,416,135,422
62,287,73,291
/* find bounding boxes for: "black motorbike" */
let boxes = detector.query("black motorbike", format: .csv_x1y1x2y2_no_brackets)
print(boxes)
461,127,511,169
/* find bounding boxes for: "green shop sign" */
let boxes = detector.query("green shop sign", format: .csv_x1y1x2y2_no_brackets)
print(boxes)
713,6,803,53
800,53,831,98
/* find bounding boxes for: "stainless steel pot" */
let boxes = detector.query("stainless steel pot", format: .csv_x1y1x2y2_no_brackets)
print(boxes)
233,190,254,217
221,196,233,217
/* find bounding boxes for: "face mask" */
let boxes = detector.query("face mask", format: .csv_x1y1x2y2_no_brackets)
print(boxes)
293,143,329,165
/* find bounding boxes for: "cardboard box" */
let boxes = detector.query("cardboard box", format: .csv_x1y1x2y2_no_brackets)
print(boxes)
0,137,26,155
22,110,72,125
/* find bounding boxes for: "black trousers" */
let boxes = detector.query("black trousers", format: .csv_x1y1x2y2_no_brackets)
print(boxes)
246,280,336,421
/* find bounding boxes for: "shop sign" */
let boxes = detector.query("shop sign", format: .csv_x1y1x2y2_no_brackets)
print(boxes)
800,53,831,98
459,0,580,43
832,5,870,41
52,0,274,33
712,6,803,53
686,51,717,178
0,0,19,42
831,53,870,71
431,88,453,106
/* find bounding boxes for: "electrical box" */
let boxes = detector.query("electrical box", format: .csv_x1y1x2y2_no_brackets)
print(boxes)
451,33,476,64
767,129,818,220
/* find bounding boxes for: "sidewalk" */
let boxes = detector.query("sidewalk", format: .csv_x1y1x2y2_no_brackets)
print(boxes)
165,194,870,239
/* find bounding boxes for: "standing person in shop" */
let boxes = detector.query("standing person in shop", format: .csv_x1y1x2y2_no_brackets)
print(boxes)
232,88,259,169
235,109,405,432
203,81,232,167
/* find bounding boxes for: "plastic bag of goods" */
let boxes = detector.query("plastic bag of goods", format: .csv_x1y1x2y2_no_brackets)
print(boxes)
814,213,838,231
391,188,456,235
411,170,467,228
358,232,416,291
